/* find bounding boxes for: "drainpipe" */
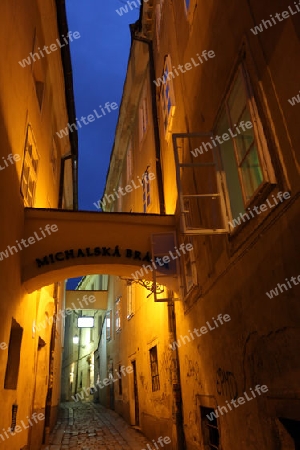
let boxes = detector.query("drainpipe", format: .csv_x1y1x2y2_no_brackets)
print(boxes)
131,34,166,215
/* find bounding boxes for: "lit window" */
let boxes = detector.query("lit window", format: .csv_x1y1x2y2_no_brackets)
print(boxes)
149,346,160,392
182,236,197,294
200,406,220,449
126,281,135,319
115,297,121,332
21,125,39,207
216,64,275,220
142,171,151,212
160,55,176,137
139,93,148,142
106,311,112,340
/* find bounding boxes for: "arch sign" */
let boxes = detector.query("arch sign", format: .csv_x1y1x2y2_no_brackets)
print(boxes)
21,208,176,293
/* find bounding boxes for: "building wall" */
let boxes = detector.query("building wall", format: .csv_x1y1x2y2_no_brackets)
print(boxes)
0,1,75,448
100,0,300,449
61,275,107,403
150,1,300,449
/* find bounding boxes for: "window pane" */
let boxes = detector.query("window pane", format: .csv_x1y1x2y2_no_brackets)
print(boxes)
234,108,254,162
216,109,245,219
240,145,263,200
228,71,247,125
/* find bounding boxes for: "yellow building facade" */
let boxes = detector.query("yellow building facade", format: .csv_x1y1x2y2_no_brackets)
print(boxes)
0,1,77,448
93,1,300,449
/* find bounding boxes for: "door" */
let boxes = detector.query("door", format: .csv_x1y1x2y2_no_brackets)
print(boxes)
132,360,139,426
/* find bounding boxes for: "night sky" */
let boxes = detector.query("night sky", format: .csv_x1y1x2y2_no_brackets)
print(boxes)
65,0,139,289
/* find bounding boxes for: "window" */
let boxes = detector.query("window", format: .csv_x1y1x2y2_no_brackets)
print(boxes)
173,62,275,235
142,170,151,212
149,346,160,392
139,93,148,142
4,319,23,390
115,297,121,332
21,125,39,207
200,406,220,449
126,143,133,183
182,236,197,294
106,311,112,340
216,64,275,220
126,281,135,319
160,55,176,136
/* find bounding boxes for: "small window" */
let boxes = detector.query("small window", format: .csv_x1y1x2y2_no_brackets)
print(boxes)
142,170,151,213
4,319,23,390
149,346,160,392
160,55,176,137
126,281,135,319
21,125,39,207
115,297,121,332
182,236,197,294
200,406,220,449
106,311,112,340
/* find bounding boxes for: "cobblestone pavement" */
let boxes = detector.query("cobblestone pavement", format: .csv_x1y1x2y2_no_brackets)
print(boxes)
41,402,154,450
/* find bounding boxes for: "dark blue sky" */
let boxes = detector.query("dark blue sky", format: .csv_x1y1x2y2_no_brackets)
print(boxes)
66,0,139,211
65,0,139,289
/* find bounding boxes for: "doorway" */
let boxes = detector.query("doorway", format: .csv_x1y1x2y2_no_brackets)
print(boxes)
132,360,139,426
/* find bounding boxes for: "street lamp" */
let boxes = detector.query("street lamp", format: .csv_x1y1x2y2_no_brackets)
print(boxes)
73,334,79,344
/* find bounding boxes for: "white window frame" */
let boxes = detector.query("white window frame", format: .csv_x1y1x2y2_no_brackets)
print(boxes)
173,132,230,235
115,297,121,332
21,125,39,207
142,171,151,212
126,282,135,319
160,55,176,138
217,64,276,211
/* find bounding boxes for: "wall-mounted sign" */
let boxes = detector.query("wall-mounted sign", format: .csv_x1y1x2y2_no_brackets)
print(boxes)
36,246,151,268
78,317,94,328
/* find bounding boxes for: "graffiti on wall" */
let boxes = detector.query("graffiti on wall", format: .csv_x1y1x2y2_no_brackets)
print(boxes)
216,368,238,400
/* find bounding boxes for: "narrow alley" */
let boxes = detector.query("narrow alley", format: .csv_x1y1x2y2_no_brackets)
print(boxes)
42,402,154,450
